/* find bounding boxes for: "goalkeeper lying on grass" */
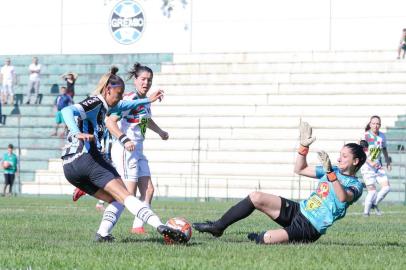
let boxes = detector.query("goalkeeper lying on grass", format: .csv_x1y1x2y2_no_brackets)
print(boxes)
193,122,367,244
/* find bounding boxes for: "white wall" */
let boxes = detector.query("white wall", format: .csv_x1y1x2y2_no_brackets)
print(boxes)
0,0,405,54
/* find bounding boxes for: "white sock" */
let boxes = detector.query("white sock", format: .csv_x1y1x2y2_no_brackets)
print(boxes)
374,186,390,205
97,201,125,237
132,203,149,228
364,190,377,214
124,196,163,228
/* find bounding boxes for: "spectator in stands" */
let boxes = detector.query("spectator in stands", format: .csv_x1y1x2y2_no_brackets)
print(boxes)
61,72,78,100
1,144,18,196
26,57,41,104
51,86,73,137
0,100,2,126
397,28,406,59
0,58,16,105
361,115,391,216
193,122,366,244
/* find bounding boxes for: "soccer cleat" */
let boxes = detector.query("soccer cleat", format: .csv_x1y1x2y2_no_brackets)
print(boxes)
371,204,382,216
192,221,224,237
363,213,370,217
94,233,115,243
247,232,266,244
247,232,259,242
157,225,187,243
72,188,87,202
131,227,147,235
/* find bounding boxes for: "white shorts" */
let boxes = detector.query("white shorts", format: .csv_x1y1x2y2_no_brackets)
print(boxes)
111,141,150,182
1,82,13,95
361,166,389,186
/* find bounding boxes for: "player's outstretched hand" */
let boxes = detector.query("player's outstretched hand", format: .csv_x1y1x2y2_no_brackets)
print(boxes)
159,130,169,140
300,121,316,147
317,150,333,173
149,89,164,103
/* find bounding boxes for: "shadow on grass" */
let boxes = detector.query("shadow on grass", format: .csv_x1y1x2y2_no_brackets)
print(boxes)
318,241,405,247
194,231,406,247
119,236,203,246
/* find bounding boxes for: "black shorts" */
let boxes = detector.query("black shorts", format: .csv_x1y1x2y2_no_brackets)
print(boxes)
63,152,120,195
4,173,15,186
274,197,321,243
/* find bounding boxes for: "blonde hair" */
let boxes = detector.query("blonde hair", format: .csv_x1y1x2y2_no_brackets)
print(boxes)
92,66,123,95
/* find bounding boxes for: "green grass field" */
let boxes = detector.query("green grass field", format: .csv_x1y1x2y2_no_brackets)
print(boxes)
0,196,405,270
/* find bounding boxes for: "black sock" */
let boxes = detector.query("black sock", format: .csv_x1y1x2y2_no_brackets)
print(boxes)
215,196,255,230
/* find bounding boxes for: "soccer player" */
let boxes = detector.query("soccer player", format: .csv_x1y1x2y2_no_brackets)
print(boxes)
101,63,168,235
61,68,186,243
361,115,391,216
193,122,366,244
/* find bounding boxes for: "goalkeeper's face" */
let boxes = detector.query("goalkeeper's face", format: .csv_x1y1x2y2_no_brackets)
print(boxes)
337,146,358,176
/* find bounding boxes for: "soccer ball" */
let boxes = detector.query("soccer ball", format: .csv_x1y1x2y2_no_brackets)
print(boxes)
163,217,192,244
2,161,11,169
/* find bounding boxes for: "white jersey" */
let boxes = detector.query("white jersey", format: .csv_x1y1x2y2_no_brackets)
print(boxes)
29,63,41,81
1,65,15,84
115,91,152,152
363,130,387,166
110,91,152,181
361,130,389,185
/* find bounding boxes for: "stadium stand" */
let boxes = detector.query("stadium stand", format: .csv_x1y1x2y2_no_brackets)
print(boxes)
0,51,405,202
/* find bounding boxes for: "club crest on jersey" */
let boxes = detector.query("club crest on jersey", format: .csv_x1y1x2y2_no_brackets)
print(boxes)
316,182,329,199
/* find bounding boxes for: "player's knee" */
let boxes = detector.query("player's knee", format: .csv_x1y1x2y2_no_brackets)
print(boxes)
249,191,264,208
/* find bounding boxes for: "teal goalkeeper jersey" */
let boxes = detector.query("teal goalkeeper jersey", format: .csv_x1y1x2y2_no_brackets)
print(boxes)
299,166,363,234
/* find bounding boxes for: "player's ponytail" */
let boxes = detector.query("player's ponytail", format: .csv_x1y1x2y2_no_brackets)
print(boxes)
365,115,381,131
128,62,153,80
345,142,367,172
93,66,124,95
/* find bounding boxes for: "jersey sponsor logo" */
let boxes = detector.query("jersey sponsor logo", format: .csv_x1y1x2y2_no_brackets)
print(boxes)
368,147,381,161
81,96,100,108
305,194,322,211
109,0,145,45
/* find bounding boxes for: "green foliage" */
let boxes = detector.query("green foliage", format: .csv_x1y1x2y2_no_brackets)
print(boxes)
0,197,405,270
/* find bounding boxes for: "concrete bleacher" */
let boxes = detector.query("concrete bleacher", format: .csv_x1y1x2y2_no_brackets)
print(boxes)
1,51,406,201
0,53,172,194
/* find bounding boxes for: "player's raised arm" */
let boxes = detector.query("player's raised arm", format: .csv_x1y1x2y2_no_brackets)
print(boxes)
294,121,317,178
112,89,164,113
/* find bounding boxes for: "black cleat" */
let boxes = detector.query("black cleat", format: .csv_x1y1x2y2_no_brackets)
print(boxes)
157,225,187,244
94,233,115,243
192,221,224,237
247,231,266,244
247,232,259,242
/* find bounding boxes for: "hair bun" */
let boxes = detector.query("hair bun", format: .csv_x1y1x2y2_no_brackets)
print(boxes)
359,139,368,149
110,66,119,75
